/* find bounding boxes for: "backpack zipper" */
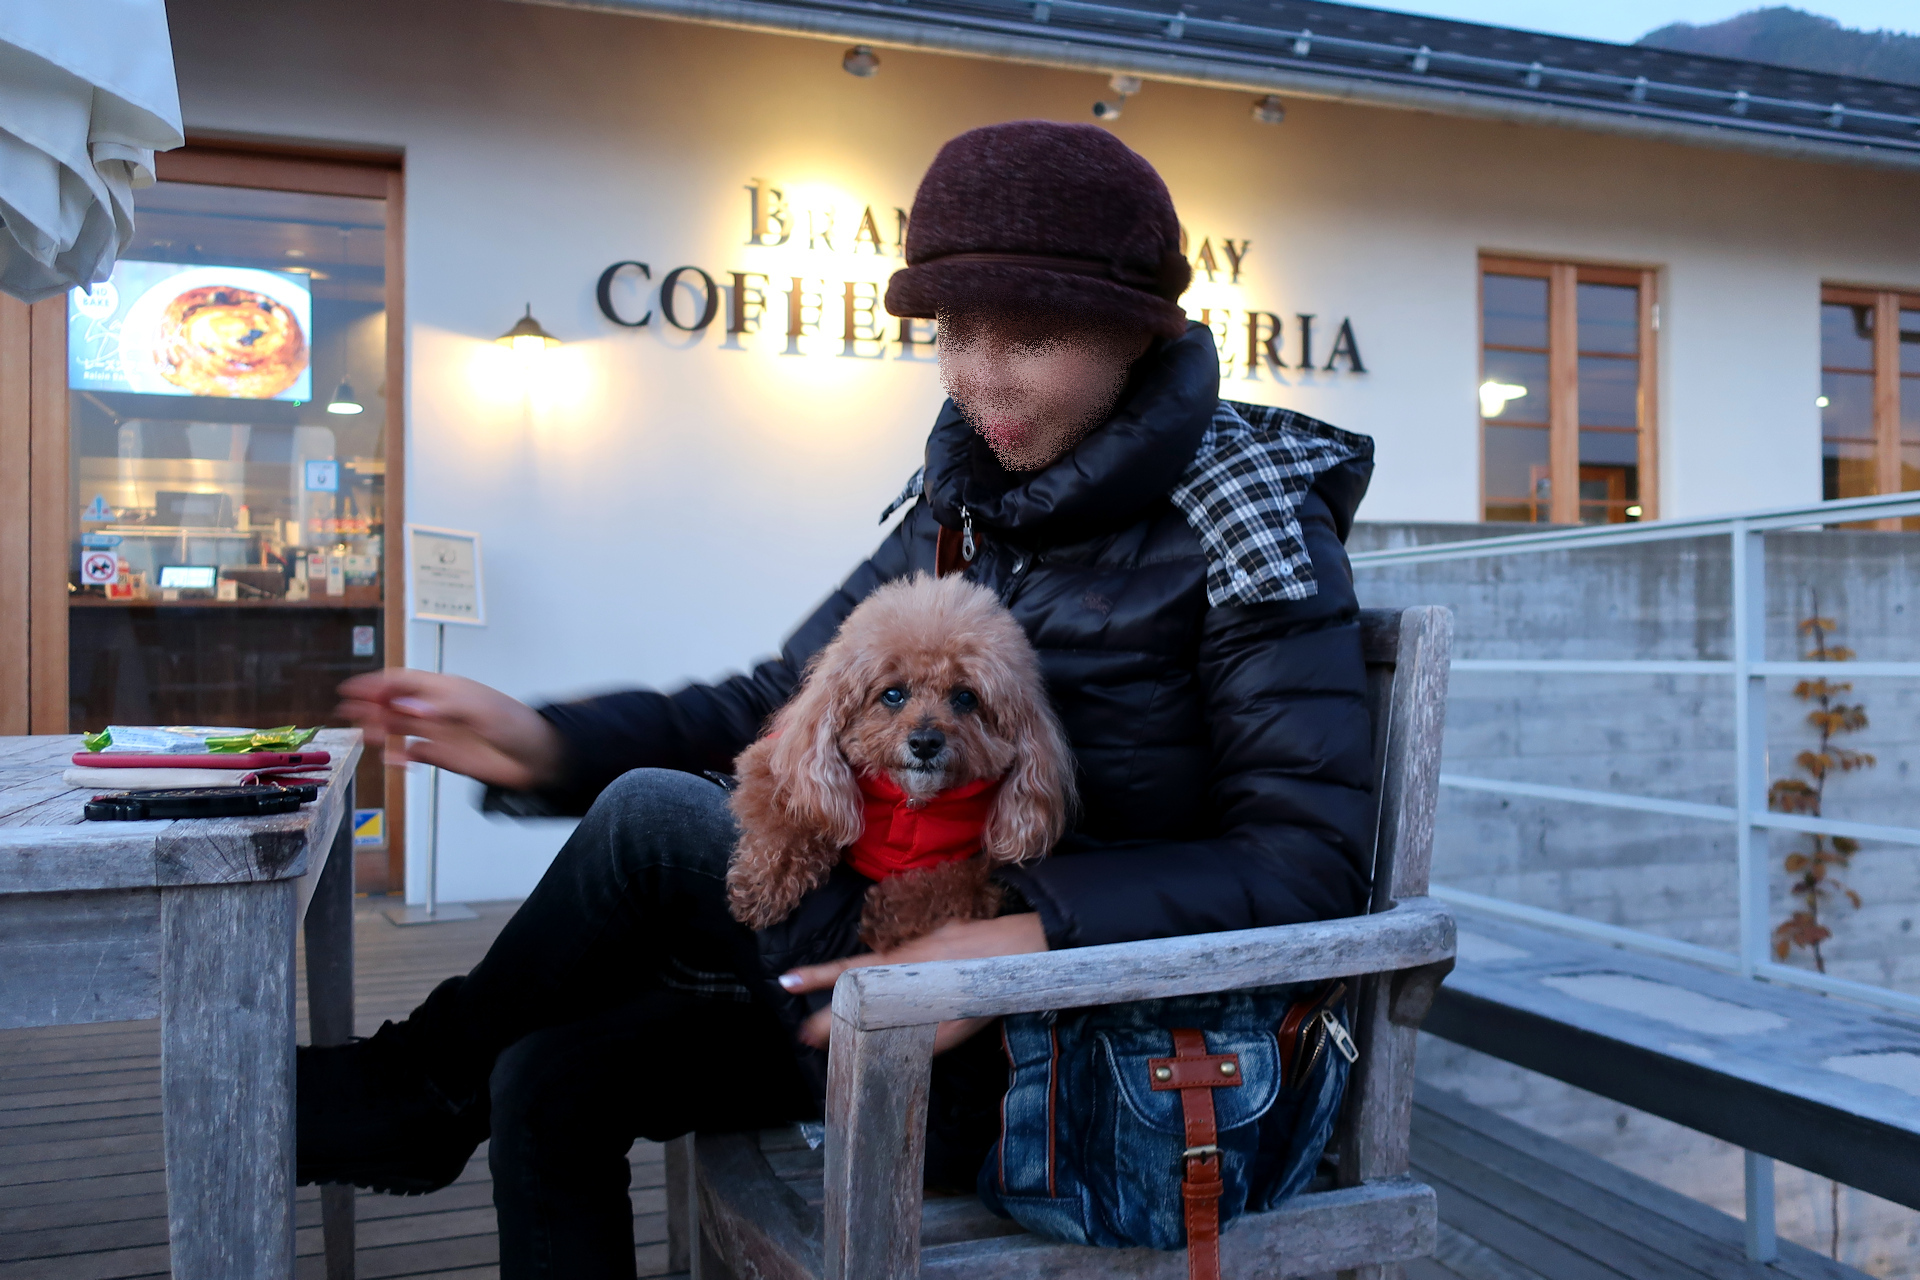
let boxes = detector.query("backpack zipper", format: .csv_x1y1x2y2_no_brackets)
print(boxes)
960,505,976,562
1280,981,1350,1089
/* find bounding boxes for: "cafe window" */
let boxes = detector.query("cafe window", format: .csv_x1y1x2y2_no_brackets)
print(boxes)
1820,285,1919,525
60,146,406,888
1480,257,1658,525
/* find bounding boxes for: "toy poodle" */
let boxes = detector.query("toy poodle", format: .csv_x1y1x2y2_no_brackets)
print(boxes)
726,572,1076,953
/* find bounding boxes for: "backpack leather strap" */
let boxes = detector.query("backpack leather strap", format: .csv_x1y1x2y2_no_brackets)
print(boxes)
1149,1029,1243,1280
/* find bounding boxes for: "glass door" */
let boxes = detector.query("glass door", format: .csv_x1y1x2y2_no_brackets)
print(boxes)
64,159,402,887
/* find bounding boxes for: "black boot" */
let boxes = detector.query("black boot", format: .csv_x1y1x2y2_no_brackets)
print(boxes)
297,977,491,1194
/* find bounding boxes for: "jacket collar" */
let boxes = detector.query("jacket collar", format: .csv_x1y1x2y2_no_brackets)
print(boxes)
922,322,1222,546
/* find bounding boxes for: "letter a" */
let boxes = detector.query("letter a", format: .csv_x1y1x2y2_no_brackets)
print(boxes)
1324,318,1366,372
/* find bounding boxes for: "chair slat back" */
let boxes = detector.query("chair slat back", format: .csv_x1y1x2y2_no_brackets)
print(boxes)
1356,607,1453,909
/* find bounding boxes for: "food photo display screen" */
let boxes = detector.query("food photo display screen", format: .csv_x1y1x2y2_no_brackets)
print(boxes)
68,260,313,402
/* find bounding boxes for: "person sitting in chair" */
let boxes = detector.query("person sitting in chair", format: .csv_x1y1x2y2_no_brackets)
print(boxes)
302,119,1377,1279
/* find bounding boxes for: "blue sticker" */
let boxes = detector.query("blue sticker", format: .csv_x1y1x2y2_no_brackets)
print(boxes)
82,494,112,521
305,460,340,492
81,532,122,547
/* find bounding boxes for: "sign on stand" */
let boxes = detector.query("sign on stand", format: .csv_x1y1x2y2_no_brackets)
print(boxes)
388,526,488,927
407,525,486,625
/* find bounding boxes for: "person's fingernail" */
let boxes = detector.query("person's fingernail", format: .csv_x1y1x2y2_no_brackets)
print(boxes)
779,973,804,990
393,697,433,715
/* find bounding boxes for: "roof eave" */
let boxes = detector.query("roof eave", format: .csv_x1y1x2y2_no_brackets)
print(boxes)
510,0,1920,174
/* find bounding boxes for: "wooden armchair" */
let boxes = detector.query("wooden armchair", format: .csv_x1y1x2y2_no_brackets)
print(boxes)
672,606,1456,1280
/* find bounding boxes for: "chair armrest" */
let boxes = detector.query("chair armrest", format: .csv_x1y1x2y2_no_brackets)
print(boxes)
831,896,1455,1032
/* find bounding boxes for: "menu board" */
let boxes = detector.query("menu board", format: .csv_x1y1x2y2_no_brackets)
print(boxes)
69,260,313,402
407,526,486,626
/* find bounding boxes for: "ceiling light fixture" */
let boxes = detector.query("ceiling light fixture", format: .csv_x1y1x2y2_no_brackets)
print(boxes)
1093,74,1141,120
326,380,365,415
496,304,560,355
1251,95,1287,125
843,45,880,77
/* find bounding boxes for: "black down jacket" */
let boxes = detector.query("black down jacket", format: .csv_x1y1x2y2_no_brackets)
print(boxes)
518,322,1377,964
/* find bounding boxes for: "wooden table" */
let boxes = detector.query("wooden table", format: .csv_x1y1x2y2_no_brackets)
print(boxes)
0,730,363,1280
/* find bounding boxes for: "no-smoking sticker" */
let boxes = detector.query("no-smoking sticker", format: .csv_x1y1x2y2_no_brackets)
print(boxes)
80,551,118,585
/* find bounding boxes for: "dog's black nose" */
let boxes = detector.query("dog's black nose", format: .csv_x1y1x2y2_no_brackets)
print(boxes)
907,728,946,761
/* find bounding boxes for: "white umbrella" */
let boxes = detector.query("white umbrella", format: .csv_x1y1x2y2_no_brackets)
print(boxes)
0,0,183,303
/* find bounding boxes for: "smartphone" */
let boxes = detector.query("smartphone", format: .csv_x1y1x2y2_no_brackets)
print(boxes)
73,751,332,770
83,785,320,821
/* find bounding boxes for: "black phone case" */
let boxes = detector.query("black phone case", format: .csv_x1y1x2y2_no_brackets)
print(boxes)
83,785,319,821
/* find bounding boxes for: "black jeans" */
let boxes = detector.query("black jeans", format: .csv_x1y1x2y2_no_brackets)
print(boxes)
449,769,819,1279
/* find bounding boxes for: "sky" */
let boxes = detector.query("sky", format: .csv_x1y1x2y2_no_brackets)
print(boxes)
1375,2,1918,44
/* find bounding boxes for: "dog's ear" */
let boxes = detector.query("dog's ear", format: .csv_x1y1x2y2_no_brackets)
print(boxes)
726,736,839,928
982,674,1077,867
763,645,867,851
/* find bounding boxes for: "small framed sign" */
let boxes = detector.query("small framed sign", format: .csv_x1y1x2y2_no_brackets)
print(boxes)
406,525,486,626
304,459,340,492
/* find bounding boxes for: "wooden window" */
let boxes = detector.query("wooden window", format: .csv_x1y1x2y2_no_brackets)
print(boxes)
1820,285,1919,528
1480,257,1659,525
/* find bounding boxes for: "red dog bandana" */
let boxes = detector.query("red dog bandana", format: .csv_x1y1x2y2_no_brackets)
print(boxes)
846,772,1002,882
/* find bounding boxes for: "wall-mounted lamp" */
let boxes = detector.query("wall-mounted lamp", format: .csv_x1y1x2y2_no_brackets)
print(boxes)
325,380,365,415
1251,95,1287,125
1093,74,1141,120
497,304,560,355
843,45,880,77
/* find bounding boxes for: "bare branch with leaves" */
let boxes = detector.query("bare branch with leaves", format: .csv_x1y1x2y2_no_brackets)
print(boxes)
1768,596,1875,973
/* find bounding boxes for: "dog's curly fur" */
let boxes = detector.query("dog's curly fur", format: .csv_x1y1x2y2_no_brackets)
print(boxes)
726,573,1075,952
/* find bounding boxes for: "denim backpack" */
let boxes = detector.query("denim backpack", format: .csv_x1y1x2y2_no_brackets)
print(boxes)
977,981,1355,1280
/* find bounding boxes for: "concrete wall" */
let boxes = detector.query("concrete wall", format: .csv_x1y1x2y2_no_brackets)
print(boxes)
1352,523,1920,985
166,0,1920,901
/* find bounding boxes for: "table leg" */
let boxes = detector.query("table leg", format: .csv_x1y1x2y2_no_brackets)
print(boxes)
307,778,358,1280
161,879,298,1280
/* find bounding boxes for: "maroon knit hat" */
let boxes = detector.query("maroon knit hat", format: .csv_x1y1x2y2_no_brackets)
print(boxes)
884,121,1193,340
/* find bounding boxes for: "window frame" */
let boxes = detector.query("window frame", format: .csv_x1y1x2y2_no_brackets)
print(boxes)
1479,254,1661,525
1820,283,1918,512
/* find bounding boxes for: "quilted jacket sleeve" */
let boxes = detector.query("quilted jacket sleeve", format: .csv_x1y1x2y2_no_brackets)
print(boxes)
485,506,926,817
996,484,1374,949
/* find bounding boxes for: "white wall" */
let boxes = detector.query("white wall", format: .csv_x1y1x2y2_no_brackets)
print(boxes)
168,0,1920,901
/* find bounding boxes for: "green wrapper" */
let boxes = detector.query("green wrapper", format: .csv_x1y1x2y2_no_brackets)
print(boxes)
204,726,321,753
79,726,321,753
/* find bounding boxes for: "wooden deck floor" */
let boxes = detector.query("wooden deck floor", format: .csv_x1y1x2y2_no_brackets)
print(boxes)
0,899,677,1280
0,897,1872,1280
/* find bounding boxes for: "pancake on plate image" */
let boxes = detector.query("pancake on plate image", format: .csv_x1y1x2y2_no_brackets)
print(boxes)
157,285,309,398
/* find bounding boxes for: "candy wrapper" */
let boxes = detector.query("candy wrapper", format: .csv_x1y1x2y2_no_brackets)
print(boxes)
81,725,322,754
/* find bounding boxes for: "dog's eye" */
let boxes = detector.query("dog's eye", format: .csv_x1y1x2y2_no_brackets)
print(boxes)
879,687,908,708
950,689,979,713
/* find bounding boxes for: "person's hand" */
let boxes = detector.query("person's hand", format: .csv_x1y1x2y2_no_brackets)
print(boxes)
336,670,566,791
781,913,1048,1054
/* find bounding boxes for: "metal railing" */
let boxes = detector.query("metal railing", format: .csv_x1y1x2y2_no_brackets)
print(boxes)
1351,489,1920,1017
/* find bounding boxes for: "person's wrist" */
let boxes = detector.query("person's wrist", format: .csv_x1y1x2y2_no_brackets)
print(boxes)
504,704,567,789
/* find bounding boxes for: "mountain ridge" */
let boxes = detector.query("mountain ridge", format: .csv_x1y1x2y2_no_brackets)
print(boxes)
1638,6,1920,86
